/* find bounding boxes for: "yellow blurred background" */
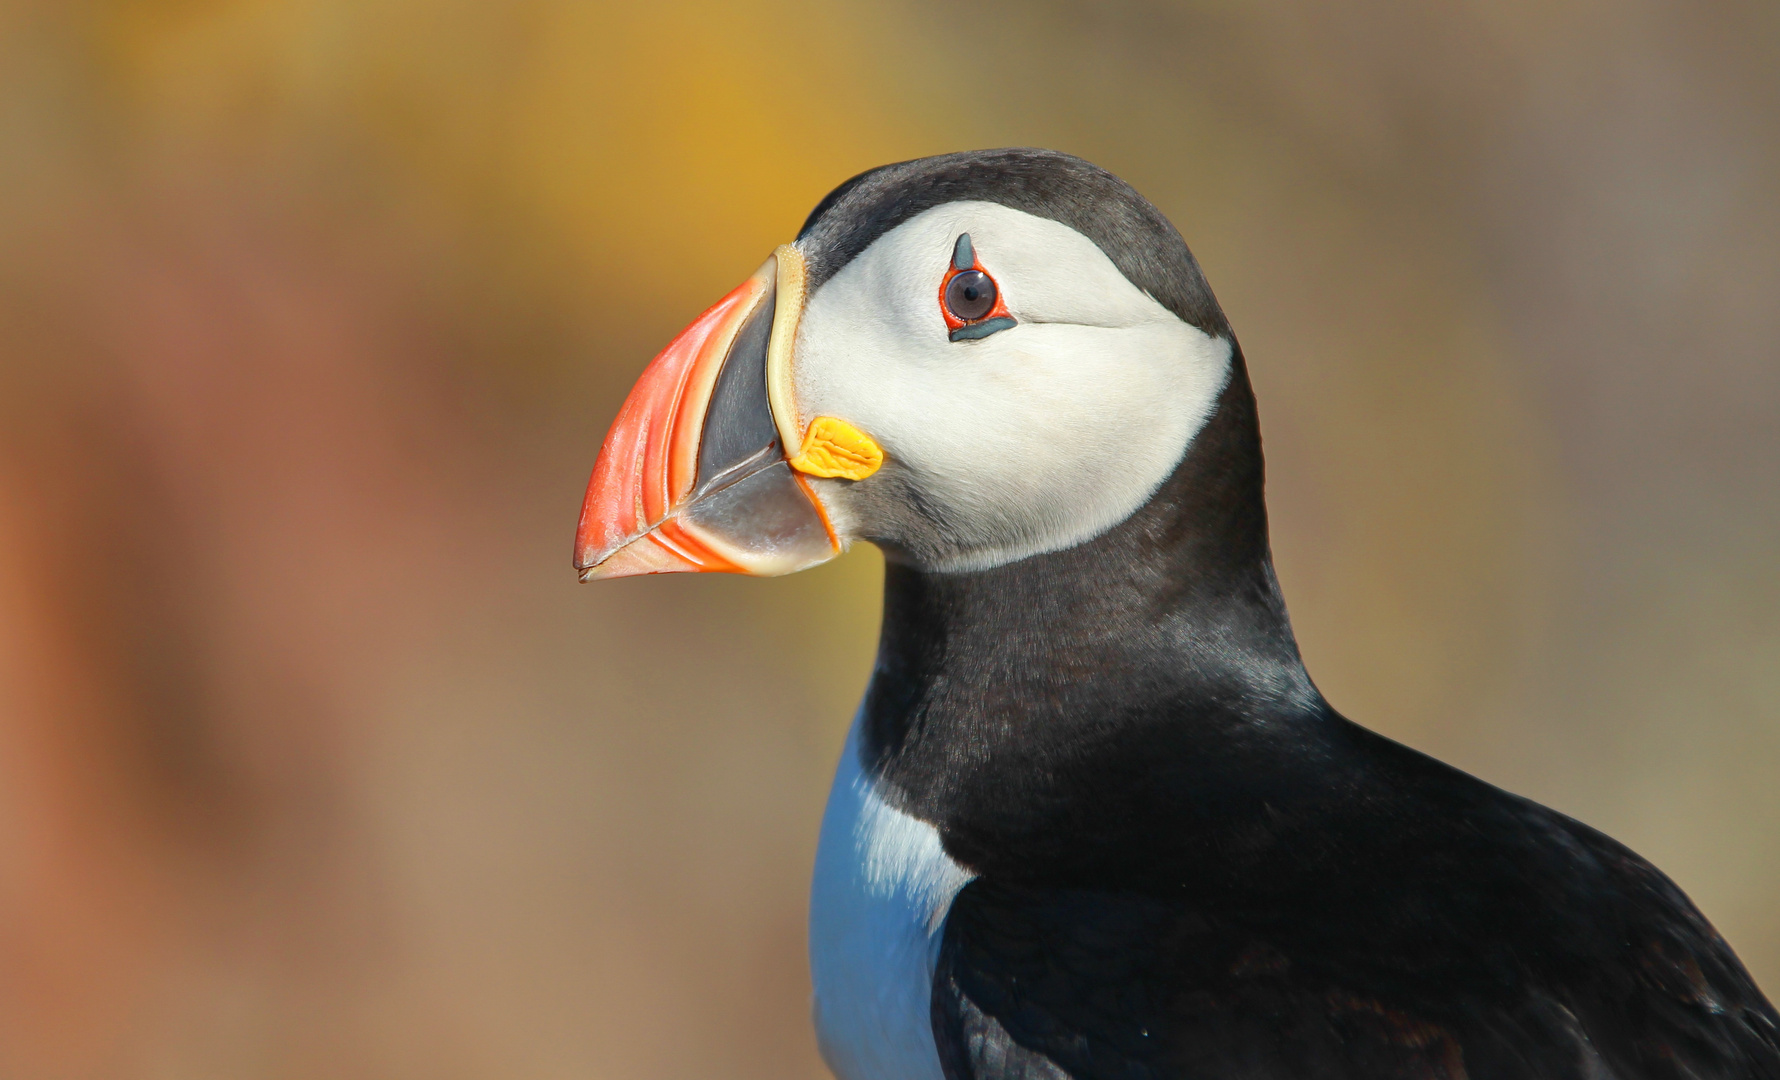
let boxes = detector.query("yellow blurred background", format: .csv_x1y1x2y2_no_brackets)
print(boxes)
0,0,1776,1076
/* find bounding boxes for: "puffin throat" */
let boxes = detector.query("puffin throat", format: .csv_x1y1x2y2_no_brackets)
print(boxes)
858,351,1332,877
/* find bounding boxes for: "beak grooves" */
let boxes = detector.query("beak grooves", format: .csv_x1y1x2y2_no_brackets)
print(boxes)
575,263,771,575
574,245,844,581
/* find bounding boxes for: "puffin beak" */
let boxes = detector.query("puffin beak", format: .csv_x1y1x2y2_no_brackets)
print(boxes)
575,246,877,581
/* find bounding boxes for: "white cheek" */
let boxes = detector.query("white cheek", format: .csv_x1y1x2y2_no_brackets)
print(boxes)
794,203,1233,572
902,324,1230,570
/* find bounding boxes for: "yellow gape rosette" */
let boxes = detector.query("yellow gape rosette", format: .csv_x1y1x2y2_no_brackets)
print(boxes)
789,417,884,480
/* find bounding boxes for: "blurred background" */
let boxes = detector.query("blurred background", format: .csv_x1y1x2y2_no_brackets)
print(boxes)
0,0,1776,1076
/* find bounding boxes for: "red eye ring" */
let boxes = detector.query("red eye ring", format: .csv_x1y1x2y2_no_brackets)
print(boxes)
939,234,1015,342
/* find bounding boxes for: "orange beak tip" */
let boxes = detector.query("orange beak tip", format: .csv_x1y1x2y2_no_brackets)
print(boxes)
573,252,838,584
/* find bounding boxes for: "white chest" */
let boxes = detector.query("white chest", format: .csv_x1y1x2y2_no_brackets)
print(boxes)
809,713,976,1080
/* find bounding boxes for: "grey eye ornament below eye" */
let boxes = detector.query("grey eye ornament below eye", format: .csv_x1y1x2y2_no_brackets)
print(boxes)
942,233,1018,342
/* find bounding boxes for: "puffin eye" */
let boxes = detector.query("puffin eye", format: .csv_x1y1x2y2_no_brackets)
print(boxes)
944,270,998,322
939,233,1015,342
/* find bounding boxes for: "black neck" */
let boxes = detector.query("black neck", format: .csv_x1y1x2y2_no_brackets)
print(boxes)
861,352,1365,884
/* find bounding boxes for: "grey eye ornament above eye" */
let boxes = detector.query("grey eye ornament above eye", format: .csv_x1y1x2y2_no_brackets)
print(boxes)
941,233,1017,342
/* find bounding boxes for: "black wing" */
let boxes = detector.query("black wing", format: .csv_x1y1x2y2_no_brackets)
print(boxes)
933,871,1780,1080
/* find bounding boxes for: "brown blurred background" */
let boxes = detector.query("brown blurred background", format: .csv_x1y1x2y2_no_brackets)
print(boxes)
0,0,1775,1076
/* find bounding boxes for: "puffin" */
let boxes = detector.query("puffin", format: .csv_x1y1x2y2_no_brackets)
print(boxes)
572,149,1779,1080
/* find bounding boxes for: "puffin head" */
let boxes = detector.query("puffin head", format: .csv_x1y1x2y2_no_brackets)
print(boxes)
574,148,1243,582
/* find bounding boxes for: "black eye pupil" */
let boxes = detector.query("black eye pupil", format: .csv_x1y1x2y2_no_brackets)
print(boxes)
945,270,997,321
